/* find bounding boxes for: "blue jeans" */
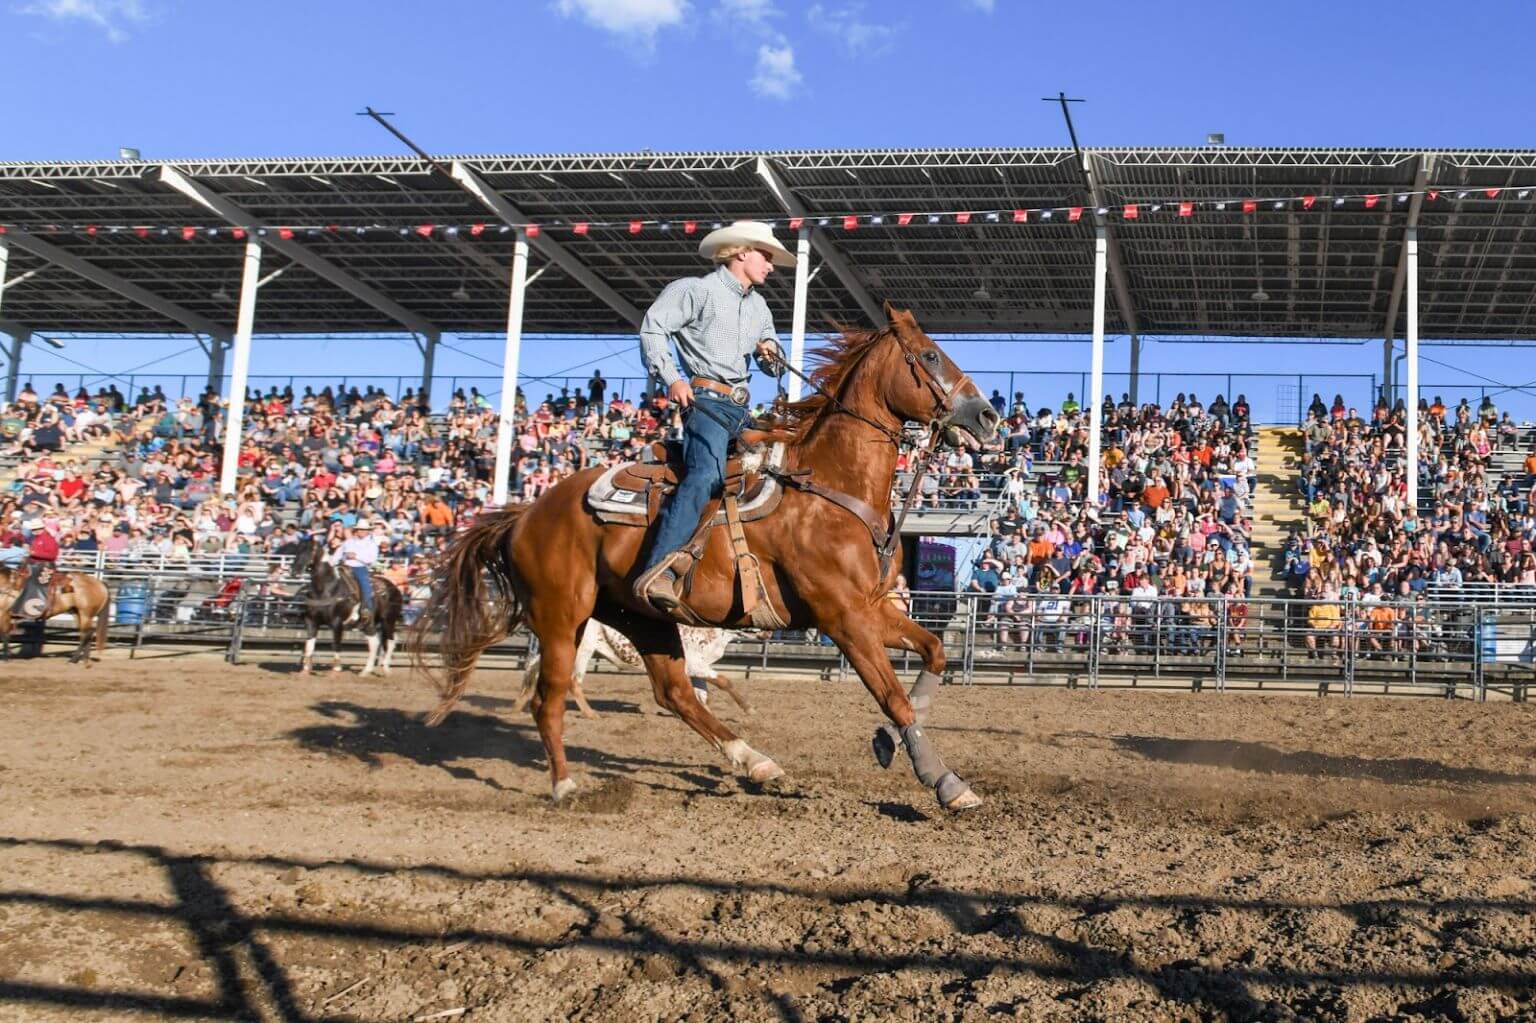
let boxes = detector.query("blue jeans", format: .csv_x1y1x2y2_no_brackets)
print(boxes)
643,390,750,572
349,564,373,608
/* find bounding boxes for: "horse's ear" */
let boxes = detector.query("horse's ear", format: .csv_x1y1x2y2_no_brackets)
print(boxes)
883,300,914,326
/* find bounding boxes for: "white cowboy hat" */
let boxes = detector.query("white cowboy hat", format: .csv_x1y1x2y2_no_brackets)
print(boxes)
351,518,372,529
698,220,797,268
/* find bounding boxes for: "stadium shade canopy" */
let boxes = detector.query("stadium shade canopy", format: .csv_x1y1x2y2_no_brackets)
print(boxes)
2,146,1536,340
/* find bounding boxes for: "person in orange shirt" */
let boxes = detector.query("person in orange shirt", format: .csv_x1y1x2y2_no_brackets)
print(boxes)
1523,448,1536,476
422,495,455,538
1141,474,1170,511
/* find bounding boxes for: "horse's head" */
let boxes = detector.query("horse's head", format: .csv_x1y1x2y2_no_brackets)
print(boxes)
878,304,1000,450
290,538,320,579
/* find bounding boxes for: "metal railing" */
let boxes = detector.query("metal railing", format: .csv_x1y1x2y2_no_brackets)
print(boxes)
55,573,1535,701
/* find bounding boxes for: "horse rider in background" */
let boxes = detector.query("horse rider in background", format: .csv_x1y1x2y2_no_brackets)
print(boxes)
330,518,378,624
632,220,793,614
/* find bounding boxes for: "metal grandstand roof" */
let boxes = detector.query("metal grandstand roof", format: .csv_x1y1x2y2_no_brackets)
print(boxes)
2,146,1535,339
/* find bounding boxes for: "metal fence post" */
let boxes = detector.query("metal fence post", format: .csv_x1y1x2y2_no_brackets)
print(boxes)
1215,597,1227,693
1089,595,1101,690
963,594,977,685
1474,607,1487,702
228,594,246,664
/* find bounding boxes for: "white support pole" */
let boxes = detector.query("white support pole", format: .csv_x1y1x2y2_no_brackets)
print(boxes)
205,336,230,397
1127,333,1141,406
1405,227,1420,515
1086,228,1108,508
0,238,18,404
220,240,261,496
787,227,812,401
492,229,530,506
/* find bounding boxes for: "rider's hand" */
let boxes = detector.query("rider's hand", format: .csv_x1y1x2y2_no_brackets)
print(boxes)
756,340,782,369
668,379,693,408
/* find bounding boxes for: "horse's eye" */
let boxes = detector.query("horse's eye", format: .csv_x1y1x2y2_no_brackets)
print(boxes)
922,351,939,363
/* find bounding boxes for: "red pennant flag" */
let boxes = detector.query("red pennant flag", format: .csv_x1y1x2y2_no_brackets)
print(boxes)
788,216,803,230
326,224,339,234
1302,195,1317,210
683,221,697,235
898,213,913,226
955,211,971,224
1427,189,1439,201
1241,199,1257,214
1068,207,1083,222
135,227,149,238
278,227,295,240
0,225,7,235
1012,209,1027,223
470,223,485,237
525,224,540,238
572,222,589,236
231,228,246,240
180,226,195,240
86,224,98,236
1486,188,1501,199
843,215,858,230
1123,204,1139,220
628,220,643,234
1178,202,1194,217
414,224,434,238
1365,195,1379,209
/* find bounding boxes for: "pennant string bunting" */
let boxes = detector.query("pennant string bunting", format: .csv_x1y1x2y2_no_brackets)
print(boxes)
0,185,1524,240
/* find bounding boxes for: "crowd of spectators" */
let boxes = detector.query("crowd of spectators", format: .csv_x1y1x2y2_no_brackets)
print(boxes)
0,370,698,579
959,391,1258,645
1287,393,1536,604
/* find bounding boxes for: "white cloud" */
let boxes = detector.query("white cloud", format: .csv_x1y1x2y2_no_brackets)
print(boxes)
717,0,776,24
16,0,149,43
751,43,802,100
555,0,689,43
806,3,897,57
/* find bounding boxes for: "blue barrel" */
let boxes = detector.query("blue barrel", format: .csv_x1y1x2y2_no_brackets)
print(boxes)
115,582,149,625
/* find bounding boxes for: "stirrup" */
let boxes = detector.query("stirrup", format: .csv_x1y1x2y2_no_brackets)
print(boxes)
634,556,685,614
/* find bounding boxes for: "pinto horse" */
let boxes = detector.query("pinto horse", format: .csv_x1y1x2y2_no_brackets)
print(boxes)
412,306,1000,810
0,566,111,664
290,539,404,675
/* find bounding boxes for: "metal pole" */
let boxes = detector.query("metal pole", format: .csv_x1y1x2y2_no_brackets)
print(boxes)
205,337,229,397
1382,338,1393,402
0,237,23,404
1128,334,1140,406
1086,227,1108,506
787,227,811,402
1406,227,1420,513
219,239,261,496
418,332,439,409
2,330,25,405
492,228,530,506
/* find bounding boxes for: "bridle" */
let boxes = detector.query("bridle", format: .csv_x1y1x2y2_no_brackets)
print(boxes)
773,326,974,449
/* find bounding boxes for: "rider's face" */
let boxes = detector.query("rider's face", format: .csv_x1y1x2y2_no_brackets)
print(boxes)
738,248,775,287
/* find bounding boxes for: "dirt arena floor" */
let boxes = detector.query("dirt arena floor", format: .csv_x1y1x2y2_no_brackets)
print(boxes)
3,650,1536,1023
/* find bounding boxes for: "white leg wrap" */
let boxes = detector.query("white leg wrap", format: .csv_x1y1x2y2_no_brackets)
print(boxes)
302,638,316,670
721,739,783,782
382,638,396,673
362,634,379,675
552,777,577,802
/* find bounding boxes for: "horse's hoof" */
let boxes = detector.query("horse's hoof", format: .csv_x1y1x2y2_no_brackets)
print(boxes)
872,724,902,770
552,777,578,802
936,772,982,812
749,759,785,783
580,710,600,720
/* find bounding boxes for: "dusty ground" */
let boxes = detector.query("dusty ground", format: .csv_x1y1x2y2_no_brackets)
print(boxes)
3,650,1536,1023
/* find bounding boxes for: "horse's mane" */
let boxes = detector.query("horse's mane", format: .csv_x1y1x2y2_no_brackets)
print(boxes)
773,325,890,441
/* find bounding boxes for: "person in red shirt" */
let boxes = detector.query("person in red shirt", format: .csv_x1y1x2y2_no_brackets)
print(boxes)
12,525,60,621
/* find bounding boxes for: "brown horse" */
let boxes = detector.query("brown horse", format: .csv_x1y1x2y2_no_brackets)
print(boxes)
0,566,111,664
412,306,1000,810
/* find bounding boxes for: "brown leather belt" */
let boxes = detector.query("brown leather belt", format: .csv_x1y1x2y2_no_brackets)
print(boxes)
690,377,750,406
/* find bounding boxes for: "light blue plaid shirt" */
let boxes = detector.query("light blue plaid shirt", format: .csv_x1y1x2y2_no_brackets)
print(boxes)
639,266,781,388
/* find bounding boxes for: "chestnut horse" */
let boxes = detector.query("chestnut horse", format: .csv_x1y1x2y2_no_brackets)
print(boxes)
412,306,1000,810
0,566,111,664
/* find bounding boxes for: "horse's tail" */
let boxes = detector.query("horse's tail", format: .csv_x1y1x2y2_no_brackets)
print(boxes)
411,507,529,726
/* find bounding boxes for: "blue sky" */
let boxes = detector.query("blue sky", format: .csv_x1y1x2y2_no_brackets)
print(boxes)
4,0,1535,419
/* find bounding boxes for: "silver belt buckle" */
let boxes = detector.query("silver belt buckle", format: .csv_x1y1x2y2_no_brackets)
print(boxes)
728,385,749,406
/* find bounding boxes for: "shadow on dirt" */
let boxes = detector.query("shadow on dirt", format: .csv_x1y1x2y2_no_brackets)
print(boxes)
1093,733,1536,787
285,700,697,793
4,833,1536,1023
